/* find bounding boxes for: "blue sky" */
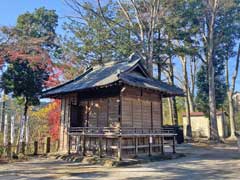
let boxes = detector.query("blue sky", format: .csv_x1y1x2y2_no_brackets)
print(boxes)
0,0,239,91
0,0,68,34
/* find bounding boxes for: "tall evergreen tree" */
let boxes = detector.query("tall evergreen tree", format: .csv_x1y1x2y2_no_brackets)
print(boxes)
196,63,227,115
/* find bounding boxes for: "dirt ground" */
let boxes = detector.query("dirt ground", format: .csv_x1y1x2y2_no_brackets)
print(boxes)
0,143,240,180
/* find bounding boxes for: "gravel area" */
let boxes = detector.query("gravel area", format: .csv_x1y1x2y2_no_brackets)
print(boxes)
0,143,240,180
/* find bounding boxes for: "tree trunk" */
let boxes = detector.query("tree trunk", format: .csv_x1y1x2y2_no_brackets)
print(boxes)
168,59,178,125
228,91,236,139
0,91,6,132
19,100,28,153
10,115,15,145
168,98,173,125
25,116,29,144
188,88,194,112
189,57,197,112
19,116,25,146
227,43,240,140
172,97,178,126
3,114,8,146
181,56,192,137
207,0,219,141
208,60,219,140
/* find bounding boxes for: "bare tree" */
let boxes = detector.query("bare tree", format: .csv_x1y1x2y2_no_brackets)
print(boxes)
19,116,25,152
197,0,220,140
180,56,192,137
3,113,8,146
164,57,179,125
10,115,15,145
65,0,166,75
25,116,29,144
0,91,6,132
189,57,198,112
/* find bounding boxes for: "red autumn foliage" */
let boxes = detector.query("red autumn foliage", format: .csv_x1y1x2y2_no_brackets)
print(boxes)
1,29,64,140
0,34,62,87
47,99,61,141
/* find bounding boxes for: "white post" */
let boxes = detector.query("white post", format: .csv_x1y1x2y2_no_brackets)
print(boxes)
10,115,15,144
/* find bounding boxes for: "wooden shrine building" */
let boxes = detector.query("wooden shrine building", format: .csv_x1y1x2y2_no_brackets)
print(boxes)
42,56,184,159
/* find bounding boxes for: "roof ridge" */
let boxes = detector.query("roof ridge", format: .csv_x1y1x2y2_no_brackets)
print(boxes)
89,53,142,70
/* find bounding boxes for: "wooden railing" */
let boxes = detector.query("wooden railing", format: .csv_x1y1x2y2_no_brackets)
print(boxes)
69,127,176,137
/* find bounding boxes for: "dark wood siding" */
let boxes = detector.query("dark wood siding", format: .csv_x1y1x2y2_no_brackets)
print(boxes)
121,86,162,128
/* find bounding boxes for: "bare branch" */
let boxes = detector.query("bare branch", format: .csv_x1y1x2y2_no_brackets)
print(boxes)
129,0,144,41
117,0,134,27
97,0,118,35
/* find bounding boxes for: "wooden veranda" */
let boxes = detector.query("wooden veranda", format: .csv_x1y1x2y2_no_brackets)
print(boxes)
68,127,177,160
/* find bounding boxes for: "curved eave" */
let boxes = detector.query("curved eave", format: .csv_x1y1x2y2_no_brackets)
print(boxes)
41,80,123,99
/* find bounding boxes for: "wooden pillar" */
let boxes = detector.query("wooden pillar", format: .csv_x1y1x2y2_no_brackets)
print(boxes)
105,137,108,155
68,135,71,155
46,137,51,154
117,136,122,161
83,134,86,156
34,141,38,155
149,136,152,156
76,136,80,153
173,135,176,154
89,137,91,153
99,136,103,158
160,95,163,126
161,136,164,155
135,137,138,156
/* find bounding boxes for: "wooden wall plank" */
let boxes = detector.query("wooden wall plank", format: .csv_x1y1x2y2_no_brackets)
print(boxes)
142,100,151,128
152,101,161,128
132,99,142,128
88,100,98,127
122,86,161,102
98,99,108,127
122,98,133,127
108,97,119,127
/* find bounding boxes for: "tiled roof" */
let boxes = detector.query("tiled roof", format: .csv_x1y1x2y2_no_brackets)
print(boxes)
42,56,184,98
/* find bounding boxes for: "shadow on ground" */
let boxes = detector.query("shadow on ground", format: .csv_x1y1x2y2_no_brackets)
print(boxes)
0,144,239,180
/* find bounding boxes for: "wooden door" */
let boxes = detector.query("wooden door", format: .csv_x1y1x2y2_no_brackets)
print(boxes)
70,105,84,127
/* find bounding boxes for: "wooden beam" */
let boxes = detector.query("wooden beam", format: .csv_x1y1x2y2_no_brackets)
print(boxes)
87,101,90,127
34,141,38,155
160,95,163,126
173,135,176,154
117,136,122,161
46,137,51,154
149,135,152,156
83,132,86,156
99,137,103,158
161,136,164,155
151,102,153,129
135,136,138,156
107,98,109,126
67,136,71,155
76,136,80,154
